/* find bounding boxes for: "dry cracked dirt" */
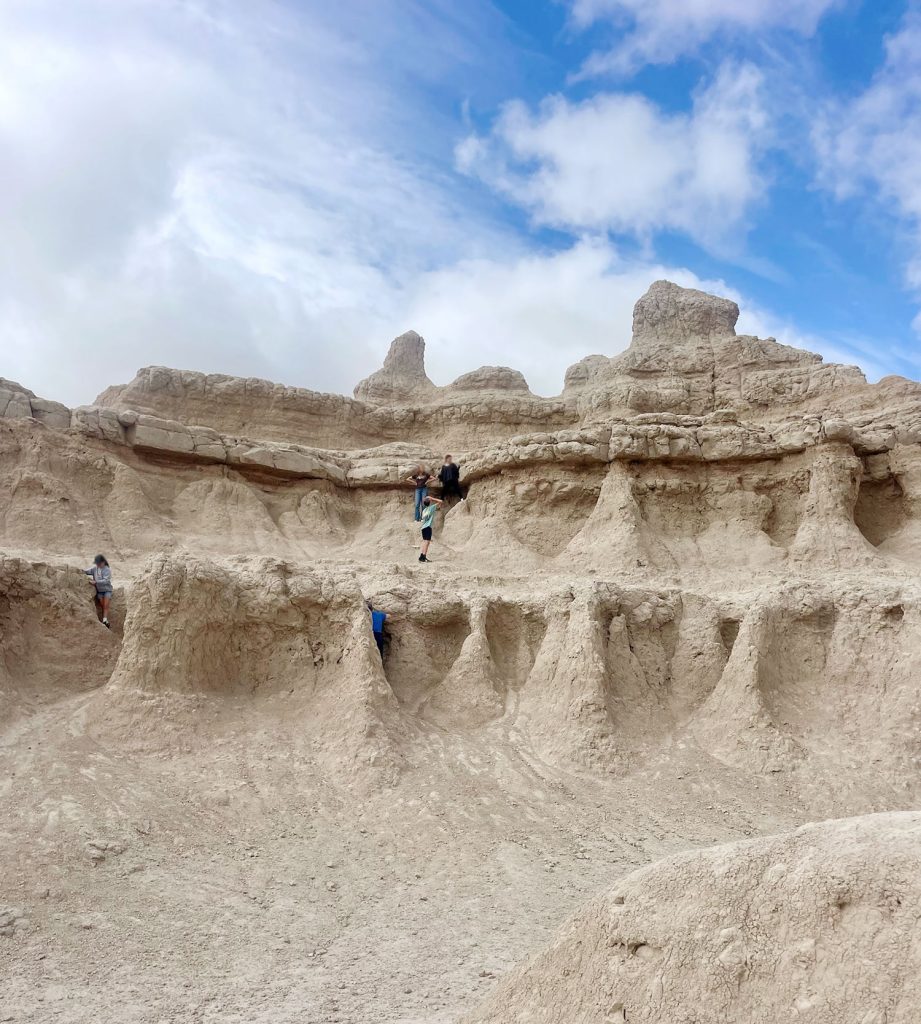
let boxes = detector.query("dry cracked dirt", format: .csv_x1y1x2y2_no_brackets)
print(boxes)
1,280,920,1023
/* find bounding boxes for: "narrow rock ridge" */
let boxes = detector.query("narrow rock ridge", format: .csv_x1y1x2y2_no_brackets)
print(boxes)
91,282,912,450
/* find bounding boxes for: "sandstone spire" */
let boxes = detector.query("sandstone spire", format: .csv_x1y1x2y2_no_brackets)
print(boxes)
353,330,436,404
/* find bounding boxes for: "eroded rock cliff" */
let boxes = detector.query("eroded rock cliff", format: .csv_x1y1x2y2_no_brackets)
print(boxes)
2,280,920,1023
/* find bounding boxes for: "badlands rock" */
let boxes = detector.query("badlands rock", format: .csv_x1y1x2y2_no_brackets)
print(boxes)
448,366,532,394
567,280,867,417
94,555,407,783
0,376,70,428
83,281,921,454
631,278,741,343
2,279,921,1023
0,555,121,723
464,813,921,1024
353,329,435,404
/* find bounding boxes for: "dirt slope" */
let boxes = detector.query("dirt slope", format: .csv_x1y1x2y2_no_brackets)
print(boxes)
463,813,921,1024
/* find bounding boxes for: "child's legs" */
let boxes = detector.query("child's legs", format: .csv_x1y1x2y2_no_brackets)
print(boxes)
421,526,432,555
93,594,103,622
100,594,110,620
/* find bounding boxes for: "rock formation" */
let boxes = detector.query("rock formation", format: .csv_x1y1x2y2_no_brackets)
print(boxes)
353,329,435,403
2,280,920,1022
566,280,868,418
464,813,921,1024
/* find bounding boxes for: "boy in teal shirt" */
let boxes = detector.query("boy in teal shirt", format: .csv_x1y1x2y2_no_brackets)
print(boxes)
418,495,443,563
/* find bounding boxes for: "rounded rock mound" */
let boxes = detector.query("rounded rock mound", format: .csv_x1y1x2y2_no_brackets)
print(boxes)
448,366,531,394
464,812,921,1024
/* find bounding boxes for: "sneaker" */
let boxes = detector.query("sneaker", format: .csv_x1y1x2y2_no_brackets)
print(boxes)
418,554,427,562
102,618,110,628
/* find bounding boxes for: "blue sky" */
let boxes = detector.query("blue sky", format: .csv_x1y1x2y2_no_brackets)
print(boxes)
2,0,921,403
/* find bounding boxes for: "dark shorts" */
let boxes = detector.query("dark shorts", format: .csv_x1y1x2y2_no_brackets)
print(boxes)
421,527,433,541
94,591,113,602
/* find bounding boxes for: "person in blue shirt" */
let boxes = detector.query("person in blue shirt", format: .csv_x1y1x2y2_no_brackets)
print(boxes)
366,600,387,658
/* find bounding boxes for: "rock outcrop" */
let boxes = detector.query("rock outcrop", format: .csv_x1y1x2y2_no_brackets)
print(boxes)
0,556,121,723
632,279,741,343
448,366,531,394
566,279,868,417
0,377,71,429
353,329,435,404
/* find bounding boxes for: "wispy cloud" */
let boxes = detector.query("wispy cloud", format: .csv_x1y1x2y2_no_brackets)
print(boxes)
0,0,518,404
814,11,921,342
567,0,842,75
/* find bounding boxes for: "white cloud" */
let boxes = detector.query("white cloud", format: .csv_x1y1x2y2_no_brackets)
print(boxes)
814,12,921,346
396,238,713,394
569,0,841,75
457,63,768,247
0,0,516,405
390,238,880,395
0,0,893,414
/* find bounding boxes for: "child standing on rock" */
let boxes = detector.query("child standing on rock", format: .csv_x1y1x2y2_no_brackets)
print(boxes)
83,554,113,628
407,464,432,522
418,495,443,563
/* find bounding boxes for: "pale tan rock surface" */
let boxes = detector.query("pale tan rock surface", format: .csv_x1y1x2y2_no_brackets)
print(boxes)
354,329,436,404
464,813,921,1024
1,280,920,1023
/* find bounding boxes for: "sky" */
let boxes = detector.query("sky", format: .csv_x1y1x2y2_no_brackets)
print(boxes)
2,0,921,405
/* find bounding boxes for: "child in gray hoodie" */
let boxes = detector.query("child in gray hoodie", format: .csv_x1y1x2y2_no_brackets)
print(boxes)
84,554,113,628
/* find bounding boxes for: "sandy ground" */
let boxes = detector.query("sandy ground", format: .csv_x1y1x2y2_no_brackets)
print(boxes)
3,551,917,1023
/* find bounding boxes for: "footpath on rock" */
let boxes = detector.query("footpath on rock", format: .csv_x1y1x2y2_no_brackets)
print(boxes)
1,281,919,1023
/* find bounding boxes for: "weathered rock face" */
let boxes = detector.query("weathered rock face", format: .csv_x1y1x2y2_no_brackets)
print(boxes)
566,280,868,417
0,377,71,429
2,279,921,1023
448,366,531,394
0,556,121,724
78,281,918,452
92,364,565,450
464,813,921,1024
631,279,740,345
95,554,407,782
1,280,920,575
353,330,435,404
